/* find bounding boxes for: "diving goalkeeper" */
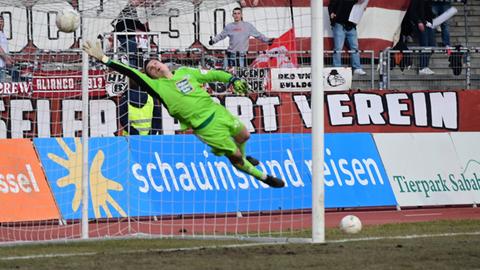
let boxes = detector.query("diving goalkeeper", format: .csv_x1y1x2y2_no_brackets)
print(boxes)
83,41,285,188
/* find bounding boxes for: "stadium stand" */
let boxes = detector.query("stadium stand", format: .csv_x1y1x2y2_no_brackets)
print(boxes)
383,0,480,90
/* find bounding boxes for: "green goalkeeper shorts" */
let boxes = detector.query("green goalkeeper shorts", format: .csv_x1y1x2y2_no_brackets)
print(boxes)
194,106,244,157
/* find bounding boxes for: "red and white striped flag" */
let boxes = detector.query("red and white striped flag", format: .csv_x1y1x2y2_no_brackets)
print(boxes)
245,0,411,53
250,28,298,68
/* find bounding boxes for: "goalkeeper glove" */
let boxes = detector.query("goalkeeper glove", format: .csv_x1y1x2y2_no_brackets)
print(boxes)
230,77,249,96
82,41,109,63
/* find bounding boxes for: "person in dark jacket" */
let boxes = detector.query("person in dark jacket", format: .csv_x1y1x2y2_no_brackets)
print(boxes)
408,0,436,75
112,0,146,68
432,0,452,47
328,0,366,75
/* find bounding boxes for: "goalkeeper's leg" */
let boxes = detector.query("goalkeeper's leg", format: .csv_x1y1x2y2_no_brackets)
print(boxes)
195,107,284,188
227,149,284,188
234,126,260,166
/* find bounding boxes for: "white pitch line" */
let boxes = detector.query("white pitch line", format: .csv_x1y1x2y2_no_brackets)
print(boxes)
1,252,97,261
404,213,443,217
328,231,480,243
0,242,281,261
2,231,480,261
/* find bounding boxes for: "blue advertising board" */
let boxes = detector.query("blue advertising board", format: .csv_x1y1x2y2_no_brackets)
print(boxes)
34,133,396,219
34,137,130,219
322,133,396,207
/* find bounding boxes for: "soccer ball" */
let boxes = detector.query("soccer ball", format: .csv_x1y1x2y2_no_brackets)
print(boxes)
56,8,80,33
339,215,362,234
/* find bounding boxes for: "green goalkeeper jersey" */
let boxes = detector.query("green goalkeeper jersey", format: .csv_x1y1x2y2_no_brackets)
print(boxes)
106,60,233,130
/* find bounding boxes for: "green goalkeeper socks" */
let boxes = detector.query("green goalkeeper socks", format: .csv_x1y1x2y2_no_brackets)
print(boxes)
234,157,266,181
236,141,246,157
234,141,265,180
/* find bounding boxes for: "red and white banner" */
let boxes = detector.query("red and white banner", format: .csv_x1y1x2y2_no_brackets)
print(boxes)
161,90,480,134
0,98,118,138
3,89,480,138
32,70,107,98
248,0,411,53
250,28,298,92
6,0,408,54
0,82,32,96
322,90,471,133
251,28,298,69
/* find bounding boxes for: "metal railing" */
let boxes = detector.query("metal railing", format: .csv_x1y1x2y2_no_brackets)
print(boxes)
324,50,376,89
380,47,480,90
9,44,480,92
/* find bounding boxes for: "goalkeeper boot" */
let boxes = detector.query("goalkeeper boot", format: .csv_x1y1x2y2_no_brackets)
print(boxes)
262,175,285,188
246,156,260,166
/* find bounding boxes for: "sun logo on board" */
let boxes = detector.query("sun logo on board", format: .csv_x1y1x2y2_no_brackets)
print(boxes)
47,138,127,218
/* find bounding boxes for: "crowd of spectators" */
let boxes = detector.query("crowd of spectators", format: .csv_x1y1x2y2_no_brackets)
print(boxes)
329,0,456,76
0,0,463,82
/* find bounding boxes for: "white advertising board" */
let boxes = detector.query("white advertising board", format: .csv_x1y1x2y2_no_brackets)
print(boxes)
270,67,352,92
323,67,352,91
450,133,480,195
270,67,312,92
373,133,480,207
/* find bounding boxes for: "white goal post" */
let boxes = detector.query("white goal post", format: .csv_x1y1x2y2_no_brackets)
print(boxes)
311,0,324,244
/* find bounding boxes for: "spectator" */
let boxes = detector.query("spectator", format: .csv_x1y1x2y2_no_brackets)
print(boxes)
209,7,273,68
390,3,417,72
119,86,161,136
112,0,145,68
328,0,367,75
0,15,13,82
431,0,451,46
409,0,436,75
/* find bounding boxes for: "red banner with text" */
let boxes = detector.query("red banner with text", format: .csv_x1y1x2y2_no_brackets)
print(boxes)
1,88,480,138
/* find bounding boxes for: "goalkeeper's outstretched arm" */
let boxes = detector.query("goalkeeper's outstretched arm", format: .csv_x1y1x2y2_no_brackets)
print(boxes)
179,67,250,96
83,41,249,96
82,41,159,99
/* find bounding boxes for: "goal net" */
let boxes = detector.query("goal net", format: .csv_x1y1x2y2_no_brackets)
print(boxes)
0,0,313,243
